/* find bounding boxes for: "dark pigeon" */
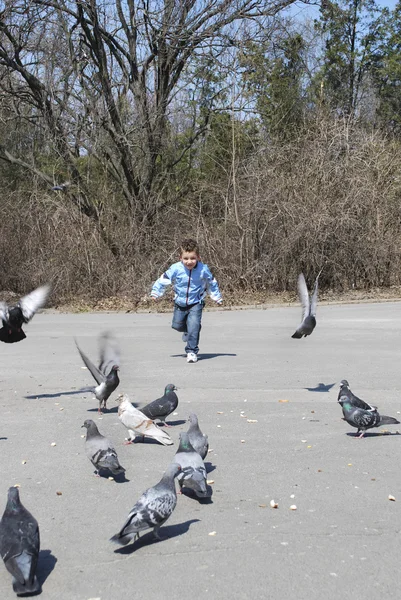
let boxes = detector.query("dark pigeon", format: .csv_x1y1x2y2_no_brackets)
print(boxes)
174,432,209,498
110,463,181,545
0,285,50,344
75,331,120,413
187,413,209,459
338,398,400,438
337,380,377,411
292,271,321,339
82,419,125,477
0,487,41,597
140,384,178,426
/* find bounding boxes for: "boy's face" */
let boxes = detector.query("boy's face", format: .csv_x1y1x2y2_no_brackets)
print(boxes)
180,250,199,270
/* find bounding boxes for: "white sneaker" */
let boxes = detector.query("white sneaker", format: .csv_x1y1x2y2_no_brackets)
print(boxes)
182,332,188,343
186,352,197,363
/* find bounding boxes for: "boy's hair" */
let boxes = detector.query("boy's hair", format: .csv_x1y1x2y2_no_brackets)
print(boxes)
180,238,200,255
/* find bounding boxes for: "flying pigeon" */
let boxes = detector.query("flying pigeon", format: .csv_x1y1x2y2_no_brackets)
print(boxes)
338,397,400,438
338,380,377,411
82,419,125,477
0,486,41,596
292,271,321,339
0,284,50,343
75,331,120,413
140,384,178,426
174,432,209,498
116,394,174,446
110,463,181,545
186,413,209,459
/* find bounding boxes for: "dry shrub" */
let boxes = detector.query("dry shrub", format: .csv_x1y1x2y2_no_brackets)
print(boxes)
1,117,401,304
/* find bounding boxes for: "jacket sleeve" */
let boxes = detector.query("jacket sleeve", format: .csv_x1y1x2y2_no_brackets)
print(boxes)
151,265,176,298
203,266,222,303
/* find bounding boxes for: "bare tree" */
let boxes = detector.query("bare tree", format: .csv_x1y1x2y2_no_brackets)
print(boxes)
0,0,299,239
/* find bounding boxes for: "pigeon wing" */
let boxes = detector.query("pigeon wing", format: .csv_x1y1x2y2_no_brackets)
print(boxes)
75,341,105,385
19,285,50,322
297,273,310,320
310,269,322,317
98,331,120,375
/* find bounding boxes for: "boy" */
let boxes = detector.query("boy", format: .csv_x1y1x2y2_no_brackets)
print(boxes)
150,238,223,363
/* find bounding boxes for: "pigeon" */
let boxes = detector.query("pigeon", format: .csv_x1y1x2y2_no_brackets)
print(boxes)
116,394,174,446
187,413,209,459
0,284,50,343
338,380,377,411
82,419,125,477
140,384,178,426
338,397,400,438
110,463,181,545
75,331,120,413
291,271,321,339
174,432,209,498
0,486,41,597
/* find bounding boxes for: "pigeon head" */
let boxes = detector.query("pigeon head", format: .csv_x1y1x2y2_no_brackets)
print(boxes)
7,486,21,509
111,365,119,372
188,413,198,426
82,419,95,429
165,383,177,393
165,463,182,478
339,380,349,388
116,393,129,404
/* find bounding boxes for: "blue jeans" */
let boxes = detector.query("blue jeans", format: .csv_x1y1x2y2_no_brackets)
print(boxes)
172,302,204,355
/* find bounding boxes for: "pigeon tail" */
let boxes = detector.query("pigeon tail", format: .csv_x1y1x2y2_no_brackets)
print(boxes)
380,415,400,425
0,327,26,343
291,331,303,339
12,573,41,596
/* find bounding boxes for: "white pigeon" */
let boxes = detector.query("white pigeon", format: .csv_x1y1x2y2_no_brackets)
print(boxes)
116,394,174,446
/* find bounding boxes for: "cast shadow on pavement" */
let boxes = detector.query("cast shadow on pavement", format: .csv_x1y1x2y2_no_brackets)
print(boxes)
113,519,200,554
171,353,237,360
346,431,401,438
25,388,93,399
305,383,335,392
37,549,58,586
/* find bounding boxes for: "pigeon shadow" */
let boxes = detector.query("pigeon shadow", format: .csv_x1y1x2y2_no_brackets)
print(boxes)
25,388,92,399
97,471,130,484
205,462,216,474
171,353,237,361
87,406,119,414
123,437,173,446
37,549,57,586
305,383,335,392
346,431,401,438
0,437,7,441
112,519,200,554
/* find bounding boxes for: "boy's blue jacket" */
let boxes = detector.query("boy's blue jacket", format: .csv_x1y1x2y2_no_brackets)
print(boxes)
151,261,222,307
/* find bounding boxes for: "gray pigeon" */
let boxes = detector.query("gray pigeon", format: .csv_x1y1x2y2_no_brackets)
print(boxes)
338,397,400,438
75,331,120,413
0,284,50,343
82,419,125,477
0,486,41,596
110,463,181,545
292,271,321,339
337,380,377,411
174,432,209,498
140,384,178,426
187,413,209,459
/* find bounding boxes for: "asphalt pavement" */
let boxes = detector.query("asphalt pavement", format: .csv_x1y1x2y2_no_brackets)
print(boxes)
0,301,401,600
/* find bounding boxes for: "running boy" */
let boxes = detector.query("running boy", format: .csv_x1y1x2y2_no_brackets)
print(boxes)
150,238,223,363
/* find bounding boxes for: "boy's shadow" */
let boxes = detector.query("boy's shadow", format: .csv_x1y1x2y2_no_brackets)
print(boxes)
171,353,236,361
113,519,200,554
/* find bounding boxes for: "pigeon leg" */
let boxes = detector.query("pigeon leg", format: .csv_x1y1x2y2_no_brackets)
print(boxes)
153,526,164,540
357,431,366,439
124,439,134,445
98,405,103,415
163,421,173,428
